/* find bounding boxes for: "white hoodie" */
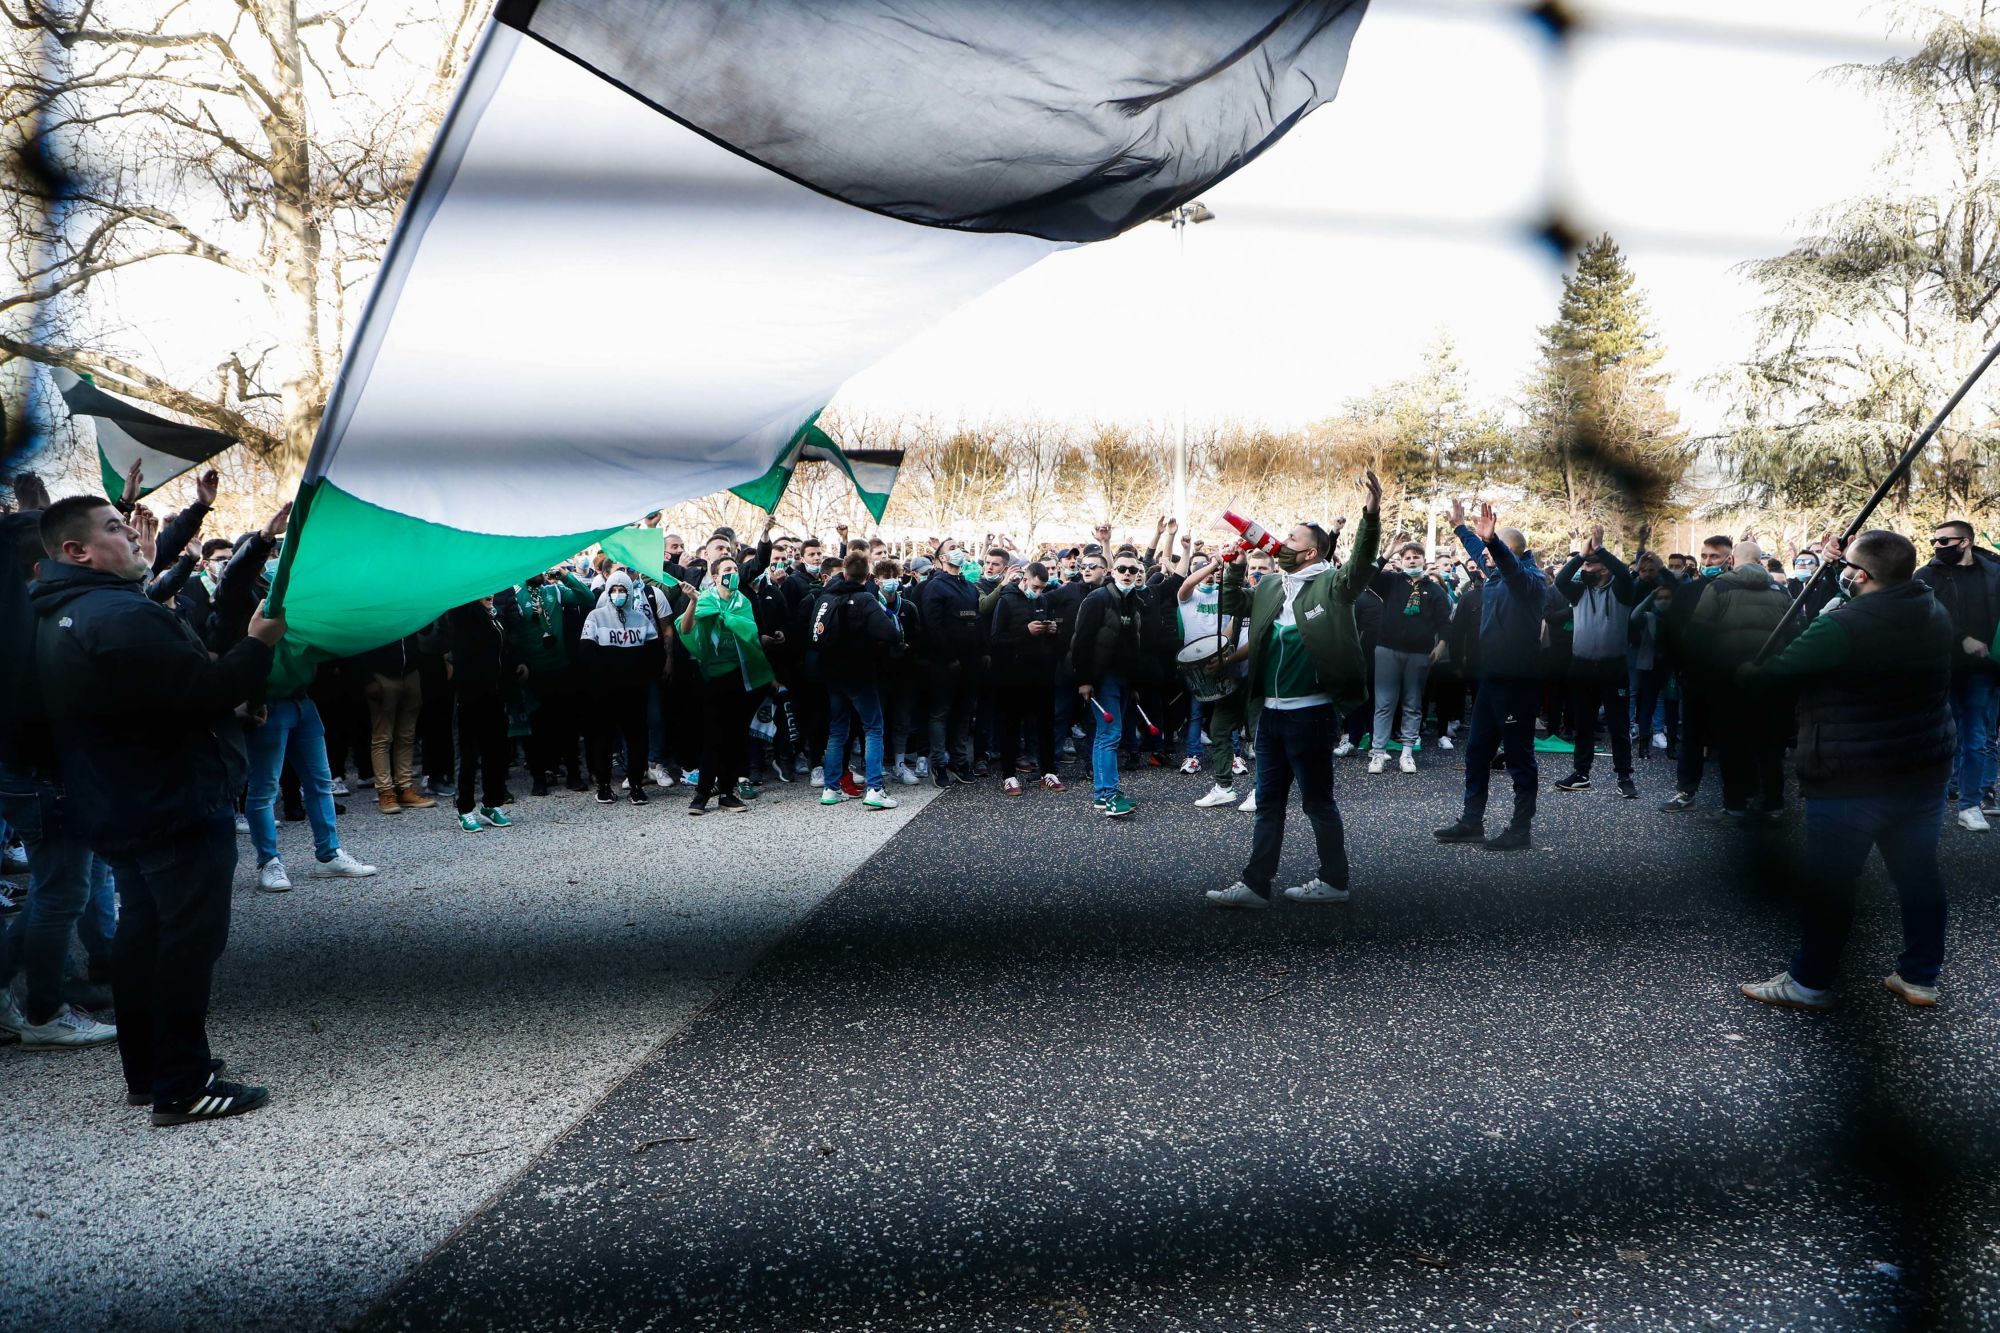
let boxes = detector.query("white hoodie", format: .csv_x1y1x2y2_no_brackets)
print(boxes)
579,572,659,650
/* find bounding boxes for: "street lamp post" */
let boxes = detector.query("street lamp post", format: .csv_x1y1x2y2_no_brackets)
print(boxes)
1156,200,1213,539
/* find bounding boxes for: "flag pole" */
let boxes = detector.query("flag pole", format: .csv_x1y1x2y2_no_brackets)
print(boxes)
1752,333,2000,663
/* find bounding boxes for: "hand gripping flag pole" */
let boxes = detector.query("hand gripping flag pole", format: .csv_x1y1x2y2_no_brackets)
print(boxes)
1750,333,2000,665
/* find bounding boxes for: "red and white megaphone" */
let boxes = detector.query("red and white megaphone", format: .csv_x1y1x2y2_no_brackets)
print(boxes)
1220,510,1284,562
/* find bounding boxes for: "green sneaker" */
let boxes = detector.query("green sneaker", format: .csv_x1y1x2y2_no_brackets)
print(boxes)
458,812,482,833
1091,796,1110,811
1102,794,1135,818
820,789,844,806
480,805,512,828
736,778,761,801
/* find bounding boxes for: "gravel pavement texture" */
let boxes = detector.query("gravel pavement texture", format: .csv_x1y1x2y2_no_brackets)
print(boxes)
0,772,939,1333
359,750,2000,1332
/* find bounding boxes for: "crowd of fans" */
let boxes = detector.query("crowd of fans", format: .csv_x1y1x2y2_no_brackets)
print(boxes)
2,460,1994,1123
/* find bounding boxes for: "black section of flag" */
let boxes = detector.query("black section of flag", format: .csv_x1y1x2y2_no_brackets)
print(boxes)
58,373,235,465
501,0,1366,242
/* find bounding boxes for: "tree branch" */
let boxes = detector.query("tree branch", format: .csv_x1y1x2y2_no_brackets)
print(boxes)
0,332,281,457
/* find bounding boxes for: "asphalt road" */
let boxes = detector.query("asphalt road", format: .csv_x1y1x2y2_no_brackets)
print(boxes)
0,774,942,1333
358,750,2000,1332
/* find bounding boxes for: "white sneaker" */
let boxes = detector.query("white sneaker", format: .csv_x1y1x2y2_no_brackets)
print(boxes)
1957,807,1990,831
2,842,28,871
1651,732,1668,750
1238,790,1258,813
1194,784,1239,808
329,777,350,797
1231,755,1249,776
1399,748,1417,774
1205,881,1270,910
893,762,919,786
1282,877,1350,904
1178,756,1203,775
863,788,899,811
0,993,25,1038
1333,739,1356,758
1739,970,1833,1012
257,859,292,893
310,849,378,878
1069,724,1085,741
1438,736,1454,751
810,765,826,789
17,1003,117,1049
1367,751,1390,774
648,763,673,787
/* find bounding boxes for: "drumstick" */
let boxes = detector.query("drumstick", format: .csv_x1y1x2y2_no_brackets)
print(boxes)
1134,701,1161,737
1089,696,1114,723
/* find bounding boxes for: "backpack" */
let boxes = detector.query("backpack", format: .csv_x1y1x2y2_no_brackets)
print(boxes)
811,588,855,659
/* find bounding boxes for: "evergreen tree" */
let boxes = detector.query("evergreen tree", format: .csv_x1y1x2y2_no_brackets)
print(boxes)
1519,234,1688,535
1717,0,2000,528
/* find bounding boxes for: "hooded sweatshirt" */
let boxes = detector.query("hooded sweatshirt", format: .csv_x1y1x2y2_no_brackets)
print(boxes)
577,572,664,683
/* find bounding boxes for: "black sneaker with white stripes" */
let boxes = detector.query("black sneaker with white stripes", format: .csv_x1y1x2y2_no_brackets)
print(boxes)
150,1075,269,1127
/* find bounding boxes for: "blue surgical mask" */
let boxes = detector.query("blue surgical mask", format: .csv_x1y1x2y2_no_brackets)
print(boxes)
611,592,628,609
1700,563,1722,578
263,558,279,581
879,578,901,597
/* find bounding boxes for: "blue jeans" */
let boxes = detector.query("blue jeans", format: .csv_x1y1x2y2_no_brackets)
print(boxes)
0,772,116,1023
1947,673,1995,809
247,697,340,867
1090,676,1126,800
1790,786,1948,989
824,682,885,792
1243,704,1348,896
1184,695,1206,759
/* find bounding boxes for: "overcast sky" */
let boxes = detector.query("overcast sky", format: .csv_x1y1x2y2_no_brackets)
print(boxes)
834,0,1918,437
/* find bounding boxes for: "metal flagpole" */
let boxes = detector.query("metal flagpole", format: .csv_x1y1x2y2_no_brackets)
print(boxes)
1751,333,2000,663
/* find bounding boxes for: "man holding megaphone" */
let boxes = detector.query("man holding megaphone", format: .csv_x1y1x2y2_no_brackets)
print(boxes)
1204,470,1383,909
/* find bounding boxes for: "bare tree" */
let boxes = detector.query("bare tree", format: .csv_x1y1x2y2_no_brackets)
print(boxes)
1001,418,1084,550
1083,422,1163,529
1,0,484,482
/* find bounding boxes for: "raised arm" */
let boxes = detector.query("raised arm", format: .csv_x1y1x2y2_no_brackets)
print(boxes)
1334,470,1384,603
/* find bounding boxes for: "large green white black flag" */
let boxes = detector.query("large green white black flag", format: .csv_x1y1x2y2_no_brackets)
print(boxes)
274,0,1369,657
54,368,235,504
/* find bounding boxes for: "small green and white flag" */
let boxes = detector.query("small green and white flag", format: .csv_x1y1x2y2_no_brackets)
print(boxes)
53,368,235,504
730,416,904,523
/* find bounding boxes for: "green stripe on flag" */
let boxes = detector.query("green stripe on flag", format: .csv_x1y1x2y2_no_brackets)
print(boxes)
276,480,623,661
599,525,666,578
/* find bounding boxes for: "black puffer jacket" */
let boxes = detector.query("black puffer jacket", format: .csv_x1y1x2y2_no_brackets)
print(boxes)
1792,581,1956,798
1069,584,1163,685
31,562,272,849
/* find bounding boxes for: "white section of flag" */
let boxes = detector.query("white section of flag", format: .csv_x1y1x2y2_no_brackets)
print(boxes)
316,25,1059,536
